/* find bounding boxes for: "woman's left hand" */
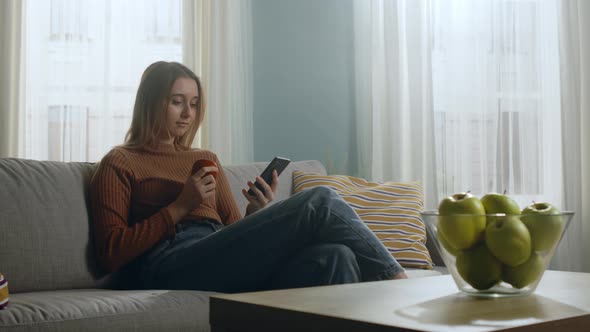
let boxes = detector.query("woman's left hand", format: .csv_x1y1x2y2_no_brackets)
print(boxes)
242,170,279,215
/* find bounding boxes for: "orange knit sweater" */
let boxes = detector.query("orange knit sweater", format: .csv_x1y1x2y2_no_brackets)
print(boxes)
89,144,242,273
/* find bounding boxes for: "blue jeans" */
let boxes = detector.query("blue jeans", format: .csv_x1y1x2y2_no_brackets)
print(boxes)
139,186,404,292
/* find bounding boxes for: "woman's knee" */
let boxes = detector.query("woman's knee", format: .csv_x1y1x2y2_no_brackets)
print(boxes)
296,185,340,206
314,243,356,264
309,185,338,198
315,243,360,283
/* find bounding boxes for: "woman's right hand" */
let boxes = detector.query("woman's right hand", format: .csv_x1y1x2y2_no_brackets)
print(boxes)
168,165,218,223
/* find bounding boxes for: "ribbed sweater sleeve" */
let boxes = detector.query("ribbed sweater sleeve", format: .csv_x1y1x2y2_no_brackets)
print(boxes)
89,149,176,273
212,154,242,225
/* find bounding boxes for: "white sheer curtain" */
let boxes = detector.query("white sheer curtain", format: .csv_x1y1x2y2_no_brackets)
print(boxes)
354,0,589,271
353,0,438,209
555,0,590,272
23,0,183,162
431,0,562,208
0,0,24,158
183,0,254,165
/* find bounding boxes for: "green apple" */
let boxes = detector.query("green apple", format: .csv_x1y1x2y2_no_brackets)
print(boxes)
521,202,564,252
437,229,460,256
481,192,521,214
438,193,486,250
485,216,532,267
481,192,521,225
502,252,545,288
456,244,502,290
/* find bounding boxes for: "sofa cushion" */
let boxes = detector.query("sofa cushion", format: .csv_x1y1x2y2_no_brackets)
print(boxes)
0,289,214,332
293,171,433,270
404,267,442,278
0,274,8,309
0,158,104,293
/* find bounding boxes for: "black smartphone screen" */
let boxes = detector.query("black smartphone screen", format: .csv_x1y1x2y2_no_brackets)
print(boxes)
248,157,291,195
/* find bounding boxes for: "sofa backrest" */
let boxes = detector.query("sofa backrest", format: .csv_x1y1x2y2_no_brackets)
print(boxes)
0,158,327,293
0,158,99,293
223,160,327,215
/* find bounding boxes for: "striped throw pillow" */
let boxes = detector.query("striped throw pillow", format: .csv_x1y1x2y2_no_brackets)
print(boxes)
0,273,8,309
293,171,432,270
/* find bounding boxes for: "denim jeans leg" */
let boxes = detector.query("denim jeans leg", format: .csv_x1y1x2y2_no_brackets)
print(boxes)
150,186,403,293
140,221,220,289
268,243,361,290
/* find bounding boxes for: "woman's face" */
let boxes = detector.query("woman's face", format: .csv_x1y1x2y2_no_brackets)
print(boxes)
161,77,199,144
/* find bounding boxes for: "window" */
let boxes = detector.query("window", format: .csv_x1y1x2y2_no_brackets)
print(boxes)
24,0,182,162
431,0,562,206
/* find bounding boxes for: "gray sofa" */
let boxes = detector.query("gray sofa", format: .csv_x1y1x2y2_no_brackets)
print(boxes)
0,158,445,331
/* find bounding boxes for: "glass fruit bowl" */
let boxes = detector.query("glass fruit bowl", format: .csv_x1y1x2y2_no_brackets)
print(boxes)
421,211,574,297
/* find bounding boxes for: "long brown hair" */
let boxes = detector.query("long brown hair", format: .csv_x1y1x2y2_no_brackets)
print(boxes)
124,61,204,150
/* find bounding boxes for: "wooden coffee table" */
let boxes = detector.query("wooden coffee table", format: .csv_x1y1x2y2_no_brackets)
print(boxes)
210,270,590,332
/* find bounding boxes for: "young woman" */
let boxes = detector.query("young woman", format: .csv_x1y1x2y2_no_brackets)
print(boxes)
90,61,407,293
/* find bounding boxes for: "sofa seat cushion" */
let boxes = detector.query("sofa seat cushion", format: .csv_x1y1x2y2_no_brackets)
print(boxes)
0,289,216,332
405,267,445,278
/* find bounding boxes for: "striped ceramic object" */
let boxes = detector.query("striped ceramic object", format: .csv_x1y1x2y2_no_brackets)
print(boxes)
0,273,8,309
293,171,432,269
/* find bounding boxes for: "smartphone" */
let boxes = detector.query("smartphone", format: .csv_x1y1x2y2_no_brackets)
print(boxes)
248,157,291,196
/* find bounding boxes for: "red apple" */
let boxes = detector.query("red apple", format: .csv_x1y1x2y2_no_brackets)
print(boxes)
192,159,217,178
